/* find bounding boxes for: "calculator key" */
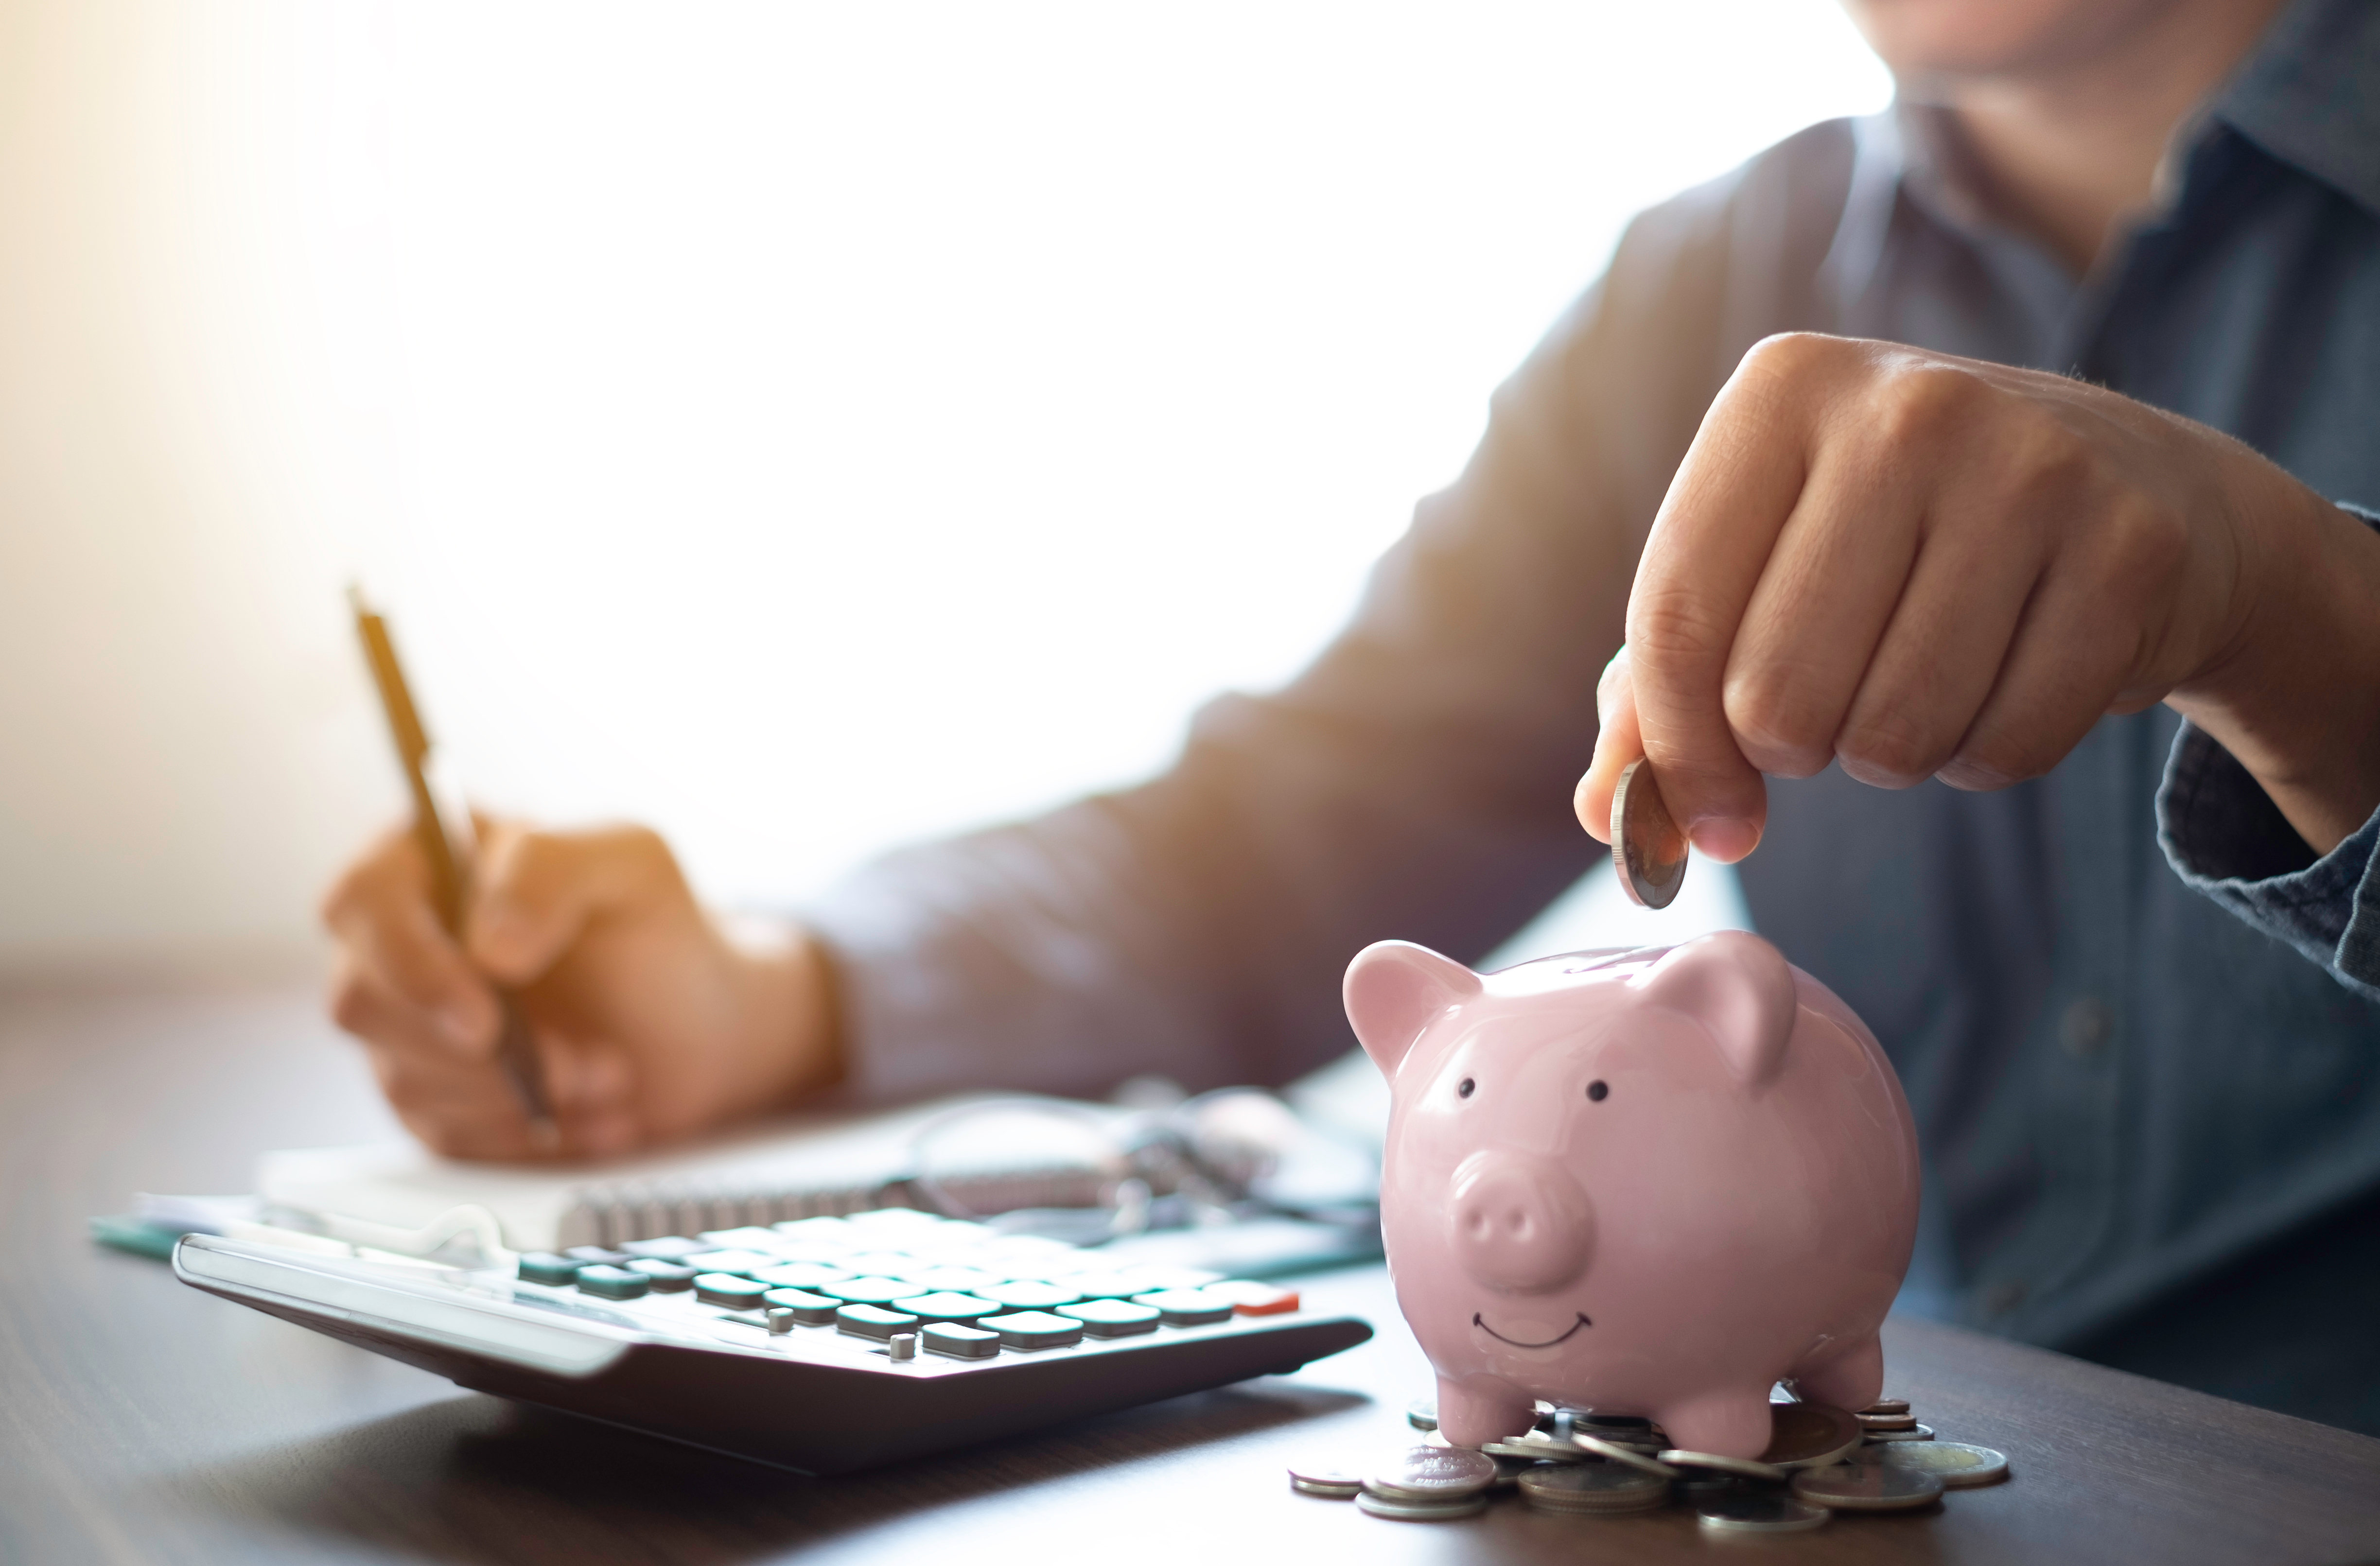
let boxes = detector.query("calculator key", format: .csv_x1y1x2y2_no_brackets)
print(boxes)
760,1287,840,1325
564,1245,632,1267
910,1266,1006,1293
977,1280,1083,1310
844,1208,948,1237
981,1310,1086,1351
682,1250,779,1277
516,1252,583,1286
839,1252,929,1279
698,1227,788,1253
1057,1299,1162,1338
1058,1273,1148,1300
694,1273,770,1308
1132,1288,1234,1326
820,1277,919,1306
617,1235,709,1261
891,1292,1002,1324
978,1236,1081,1271
762,1240,861,1266
1208,1281,1299,1316
1117,1265,1224,1291
574,1264,650,1301
922,1322,1001,1359
917,1218,995,1242
835,1304,922,1340
752,1260,852,1291
628,1259,699,1292
770,1217,858,1244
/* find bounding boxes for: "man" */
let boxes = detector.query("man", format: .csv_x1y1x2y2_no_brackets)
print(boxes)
324,0,2380,1429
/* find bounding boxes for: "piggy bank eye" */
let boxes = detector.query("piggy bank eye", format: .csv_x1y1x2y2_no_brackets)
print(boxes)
1457,1077,1476,1099
1587,1079,1609,1102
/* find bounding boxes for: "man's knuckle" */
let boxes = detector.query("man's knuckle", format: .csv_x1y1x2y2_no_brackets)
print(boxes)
2100,493,2188,577
329,979,373,1036
1955,729,2053,786
406,1113,472,1158
613,824,675,879
1742,331,1837,381
1628,591,1733,667
1724,679,1834,772
1872,364,1978,449
1839,708,1944,783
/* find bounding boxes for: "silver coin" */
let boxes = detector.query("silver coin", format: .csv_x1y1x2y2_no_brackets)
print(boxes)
1660,1449,1790,1482
1484,1434,1592,1463
1856,1440,2008,1488
1611,758,1688,909
1677,1476,1764,1506
1856,1410,1919,1431
1790,1461,1944,1512
1355,1491,1487,1522
1364,1444,1498,1501
1286,1457,1366,1498
1862,1423,1936,1443
1697,1495,1830,1533
1494,1453,1545,1485
1517,1464,1671,1514
1862,1398,1910,1416
1572,1432,1682,1477
1406,1397,1438,1431
1572,1424,1666,1450
1761,1401,1864,1469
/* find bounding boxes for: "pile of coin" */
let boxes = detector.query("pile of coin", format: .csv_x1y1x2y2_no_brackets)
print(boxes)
1286,1446,1501,1521
1291,1392,2008,1532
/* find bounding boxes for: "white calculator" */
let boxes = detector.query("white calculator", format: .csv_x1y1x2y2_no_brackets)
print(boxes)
174,1206,1372,1474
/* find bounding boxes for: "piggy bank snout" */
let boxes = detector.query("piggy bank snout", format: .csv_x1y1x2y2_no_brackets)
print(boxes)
1450,1150,1596,1293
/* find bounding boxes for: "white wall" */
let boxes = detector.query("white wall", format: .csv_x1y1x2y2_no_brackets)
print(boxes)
0,2,1888,981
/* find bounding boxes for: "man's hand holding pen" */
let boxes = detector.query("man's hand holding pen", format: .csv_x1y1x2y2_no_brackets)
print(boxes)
321,820,840,1160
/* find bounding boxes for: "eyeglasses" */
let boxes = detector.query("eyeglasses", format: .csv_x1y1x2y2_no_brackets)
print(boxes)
906,1087,1378,1246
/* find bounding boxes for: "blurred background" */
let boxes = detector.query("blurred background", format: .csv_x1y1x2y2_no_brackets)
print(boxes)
0,0,1890,988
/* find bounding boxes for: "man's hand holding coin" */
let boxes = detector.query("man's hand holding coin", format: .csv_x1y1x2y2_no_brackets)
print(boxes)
1575,333,2380,866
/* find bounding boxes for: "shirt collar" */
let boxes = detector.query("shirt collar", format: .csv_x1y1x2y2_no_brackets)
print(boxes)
1818,0,2380,337
2213,0,2380,217
1816,104,2078,356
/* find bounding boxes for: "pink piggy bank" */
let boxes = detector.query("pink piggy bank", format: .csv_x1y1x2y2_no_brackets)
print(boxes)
1344,930,1919,1458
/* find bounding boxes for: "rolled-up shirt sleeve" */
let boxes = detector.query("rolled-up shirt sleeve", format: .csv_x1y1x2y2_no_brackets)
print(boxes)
794,133,1836,1107
2154,503,2380,1003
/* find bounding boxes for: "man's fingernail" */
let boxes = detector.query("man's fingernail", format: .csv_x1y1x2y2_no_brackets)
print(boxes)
1689,818,1759,862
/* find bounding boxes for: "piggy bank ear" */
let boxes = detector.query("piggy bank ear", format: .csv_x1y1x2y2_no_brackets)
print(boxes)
1344,941,1482,1081
1633,931,1797,1088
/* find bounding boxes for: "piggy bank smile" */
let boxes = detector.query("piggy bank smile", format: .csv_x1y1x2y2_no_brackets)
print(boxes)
1347,931,1920,1459
1471,1310,1592,1350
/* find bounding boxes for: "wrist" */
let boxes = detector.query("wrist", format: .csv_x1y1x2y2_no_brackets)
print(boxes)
2170,478,2380,855
722,915,844,1109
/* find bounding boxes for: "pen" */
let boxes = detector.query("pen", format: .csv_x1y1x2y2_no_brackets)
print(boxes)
348,586,557,1145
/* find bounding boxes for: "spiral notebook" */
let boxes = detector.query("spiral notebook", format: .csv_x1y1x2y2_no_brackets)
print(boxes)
252,1094,1088,1253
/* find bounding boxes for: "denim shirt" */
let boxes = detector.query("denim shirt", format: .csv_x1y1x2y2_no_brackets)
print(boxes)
809,0,2380,1429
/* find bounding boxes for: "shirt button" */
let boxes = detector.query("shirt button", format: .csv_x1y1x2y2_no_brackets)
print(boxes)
2060,997,2115,1058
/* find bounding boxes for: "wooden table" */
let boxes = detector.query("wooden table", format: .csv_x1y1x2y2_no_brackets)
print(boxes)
7,980,2380,1565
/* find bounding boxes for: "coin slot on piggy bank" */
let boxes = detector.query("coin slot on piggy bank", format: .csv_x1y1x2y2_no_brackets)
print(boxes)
1343,930,1920,1459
